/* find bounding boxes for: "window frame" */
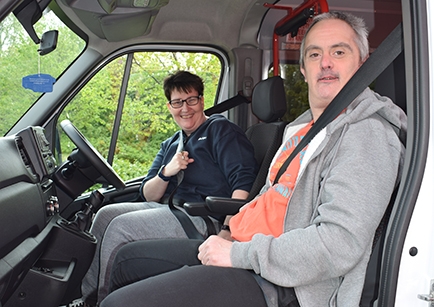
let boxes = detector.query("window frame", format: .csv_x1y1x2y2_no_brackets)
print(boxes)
55,45,229,183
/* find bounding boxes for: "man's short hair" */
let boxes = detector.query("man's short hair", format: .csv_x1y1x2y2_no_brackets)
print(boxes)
299,11,369,69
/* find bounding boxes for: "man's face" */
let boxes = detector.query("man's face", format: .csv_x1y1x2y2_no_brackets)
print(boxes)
166,89,206,135
300,18,364,119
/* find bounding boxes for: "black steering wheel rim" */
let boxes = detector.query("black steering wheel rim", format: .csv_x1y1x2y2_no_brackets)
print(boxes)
60,119,125,190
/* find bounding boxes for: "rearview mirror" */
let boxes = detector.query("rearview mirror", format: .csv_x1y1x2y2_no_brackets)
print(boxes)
38,30,58,56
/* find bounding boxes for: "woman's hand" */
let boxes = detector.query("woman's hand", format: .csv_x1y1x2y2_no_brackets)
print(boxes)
164,151,194,176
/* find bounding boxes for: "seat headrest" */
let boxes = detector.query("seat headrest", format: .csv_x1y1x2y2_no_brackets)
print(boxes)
251,76,287,122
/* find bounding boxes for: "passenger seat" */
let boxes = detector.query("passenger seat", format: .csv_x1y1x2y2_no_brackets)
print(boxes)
244,76,288,200
184,76,288,216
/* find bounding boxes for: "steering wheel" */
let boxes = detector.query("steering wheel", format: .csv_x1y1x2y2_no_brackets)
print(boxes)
60,119,125,190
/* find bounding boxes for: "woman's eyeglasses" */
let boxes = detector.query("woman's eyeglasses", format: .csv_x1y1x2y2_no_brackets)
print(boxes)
168,95,202,109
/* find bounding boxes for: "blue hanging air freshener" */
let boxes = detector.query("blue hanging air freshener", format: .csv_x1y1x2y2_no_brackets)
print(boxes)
22,73,56,93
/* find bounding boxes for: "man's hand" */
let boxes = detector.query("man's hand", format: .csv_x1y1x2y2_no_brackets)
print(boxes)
198,235,233,267
164,151,194,176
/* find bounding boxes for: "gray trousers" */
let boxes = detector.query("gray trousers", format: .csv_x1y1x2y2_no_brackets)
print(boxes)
80,202,219,305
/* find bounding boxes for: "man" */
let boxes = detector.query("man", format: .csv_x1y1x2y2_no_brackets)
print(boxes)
100,12,407,307
81,71,258,306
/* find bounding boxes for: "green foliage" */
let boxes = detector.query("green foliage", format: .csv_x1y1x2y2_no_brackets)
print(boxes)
0,12,85,135
270,65,310,123
282,65,309,122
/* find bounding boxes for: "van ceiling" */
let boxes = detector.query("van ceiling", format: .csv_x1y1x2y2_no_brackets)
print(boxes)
55,0,402,56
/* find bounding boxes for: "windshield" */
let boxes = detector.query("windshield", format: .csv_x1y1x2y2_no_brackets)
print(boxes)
0,7,85,136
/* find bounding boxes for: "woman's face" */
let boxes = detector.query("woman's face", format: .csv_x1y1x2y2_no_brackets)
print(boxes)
167,89,207,135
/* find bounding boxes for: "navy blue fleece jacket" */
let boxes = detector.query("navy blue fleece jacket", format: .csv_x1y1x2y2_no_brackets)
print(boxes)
141,114,258,204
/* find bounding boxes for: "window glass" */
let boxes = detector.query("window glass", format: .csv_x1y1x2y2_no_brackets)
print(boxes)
59,51,222,182
270,23,310,122
59,55,126,163
274,64,309,123
0,10,85,135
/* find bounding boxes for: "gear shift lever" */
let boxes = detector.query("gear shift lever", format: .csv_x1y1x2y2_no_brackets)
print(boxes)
65,190,105,232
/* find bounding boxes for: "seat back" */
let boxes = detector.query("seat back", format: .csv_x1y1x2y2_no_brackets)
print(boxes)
182,77,287,225
374,52,406,114
245,76,288,200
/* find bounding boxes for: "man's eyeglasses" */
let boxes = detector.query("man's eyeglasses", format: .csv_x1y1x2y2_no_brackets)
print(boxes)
168,95,202,109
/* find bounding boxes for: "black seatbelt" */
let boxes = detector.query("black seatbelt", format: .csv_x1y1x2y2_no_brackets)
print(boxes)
205,92,250,116
166,131,204,240
274,23,403,184
167,172,204,240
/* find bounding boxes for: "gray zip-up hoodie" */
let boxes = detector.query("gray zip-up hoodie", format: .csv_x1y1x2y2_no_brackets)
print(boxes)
230,88,407,307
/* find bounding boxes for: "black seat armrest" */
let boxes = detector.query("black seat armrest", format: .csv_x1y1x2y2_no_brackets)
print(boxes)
184,197,248,216
183,202,213,216
205,196,247,215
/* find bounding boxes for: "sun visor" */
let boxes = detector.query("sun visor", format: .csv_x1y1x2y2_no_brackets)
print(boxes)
60,0,169,42
100,11,156,41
